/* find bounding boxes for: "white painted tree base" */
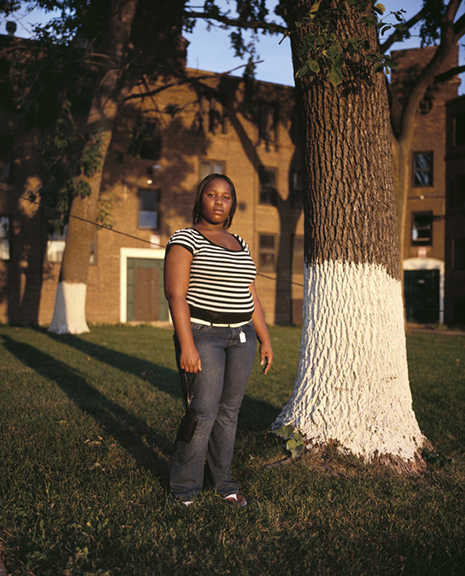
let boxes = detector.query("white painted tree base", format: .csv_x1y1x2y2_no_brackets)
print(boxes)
274,260,426,463
48,282,90,335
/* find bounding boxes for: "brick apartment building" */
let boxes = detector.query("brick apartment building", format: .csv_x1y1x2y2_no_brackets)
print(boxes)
0,56,305,326
391,45,461,325
0,43,463,327
445,95,465,325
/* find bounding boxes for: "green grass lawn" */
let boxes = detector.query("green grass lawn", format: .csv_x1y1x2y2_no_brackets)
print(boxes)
0,324,464,576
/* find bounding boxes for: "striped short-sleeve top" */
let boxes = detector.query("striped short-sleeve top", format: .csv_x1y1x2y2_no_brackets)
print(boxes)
166,228,256,323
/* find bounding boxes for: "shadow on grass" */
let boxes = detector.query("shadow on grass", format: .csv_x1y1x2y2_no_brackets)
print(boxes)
46,330,183,400
3,329,280,476
1,334,172,479
45,330,282,433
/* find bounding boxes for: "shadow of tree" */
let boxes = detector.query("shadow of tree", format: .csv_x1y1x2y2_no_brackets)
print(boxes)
47,329,282,433
46,329,182,399
4,327,281,476
1,333,173,479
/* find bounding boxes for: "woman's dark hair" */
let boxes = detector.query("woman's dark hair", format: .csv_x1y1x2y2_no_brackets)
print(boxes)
192,173,237,229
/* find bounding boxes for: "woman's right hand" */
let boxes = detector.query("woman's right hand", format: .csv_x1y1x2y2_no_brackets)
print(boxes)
180,344,202,374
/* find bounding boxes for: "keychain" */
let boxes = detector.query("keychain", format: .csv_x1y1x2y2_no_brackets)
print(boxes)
239,328,246,343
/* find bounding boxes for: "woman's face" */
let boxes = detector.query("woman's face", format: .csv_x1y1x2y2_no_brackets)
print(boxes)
200,178,234,225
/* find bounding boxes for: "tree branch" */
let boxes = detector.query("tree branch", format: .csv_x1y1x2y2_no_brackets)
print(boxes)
397,2,459,147
122,60,263,102
183,9,287,35
434,63,465,84
380,9,425,53
453,11,465,40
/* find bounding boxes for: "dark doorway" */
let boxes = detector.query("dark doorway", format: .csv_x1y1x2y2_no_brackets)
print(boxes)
404,269,440,323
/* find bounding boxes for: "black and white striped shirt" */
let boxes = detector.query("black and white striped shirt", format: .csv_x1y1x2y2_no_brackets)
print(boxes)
166,228,256,323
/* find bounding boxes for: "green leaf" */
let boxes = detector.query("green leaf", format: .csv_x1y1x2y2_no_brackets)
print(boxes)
307,59,320,74
272,425,295,440
374,3,385,15
328,45,340,59
295,62,309,78
292,431,304,442
347,37,362,47
309,0,322,15
328,65,343,86
286,437,305,458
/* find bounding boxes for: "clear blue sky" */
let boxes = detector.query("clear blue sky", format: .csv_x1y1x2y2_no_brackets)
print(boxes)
2,0,464,93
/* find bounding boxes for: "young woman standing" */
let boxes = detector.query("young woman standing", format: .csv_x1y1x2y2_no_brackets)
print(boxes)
164,173,273,506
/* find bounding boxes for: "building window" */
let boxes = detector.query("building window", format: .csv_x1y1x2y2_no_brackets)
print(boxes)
200,160,225,180
0,135,13,183
0,215,10,260
413,152,433,187
292,234,304,275
411,211,433,245
454,113,465,147
258,234,276,272
47,226,67,263
259,103,278,146
259,167,277,205
139,189,160,229
128,120,161,161
453,238,465,270
46,225,94,264
290,168,303,208
204,96,227,135
418,98,432,114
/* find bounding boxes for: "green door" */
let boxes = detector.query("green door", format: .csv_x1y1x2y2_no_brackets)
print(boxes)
404,269,440,324
127,258,169,322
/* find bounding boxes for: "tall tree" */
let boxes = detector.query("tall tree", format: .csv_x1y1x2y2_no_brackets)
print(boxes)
49,0,140,334
271,0,424,467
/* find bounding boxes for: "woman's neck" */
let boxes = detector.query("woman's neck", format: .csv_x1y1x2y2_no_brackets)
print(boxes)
193,220,228,234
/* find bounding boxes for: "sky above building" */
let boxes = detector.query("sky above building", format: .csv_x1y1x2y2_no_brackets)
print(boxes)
183,0,464,93
2,0,464,93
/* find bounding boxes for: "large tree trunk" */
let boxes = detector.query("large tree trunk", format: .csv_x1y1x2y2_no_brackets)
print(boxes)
275,0,427,467
48,0,140,334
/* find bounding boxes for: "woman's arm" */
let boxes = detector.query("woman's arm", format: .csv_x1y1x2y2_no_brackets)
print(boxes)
164,245,202,373
250,282,274,374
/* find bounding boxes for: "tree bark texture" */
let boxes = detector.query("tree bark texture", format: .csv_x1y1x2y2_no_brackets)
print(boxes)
275,0,426,464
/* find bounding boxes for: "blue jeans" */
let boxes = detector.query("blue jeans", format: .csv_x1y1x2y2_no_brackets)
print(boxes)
169,321,257,501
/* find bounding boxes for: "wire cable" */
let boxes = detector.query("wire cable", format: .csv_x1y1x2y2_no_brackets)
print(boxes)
0,188,306,287
2,189,461,316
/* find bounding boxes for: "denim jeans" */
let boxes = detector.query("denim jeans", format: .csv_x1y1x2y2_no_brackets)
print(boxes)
169,321,257,501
